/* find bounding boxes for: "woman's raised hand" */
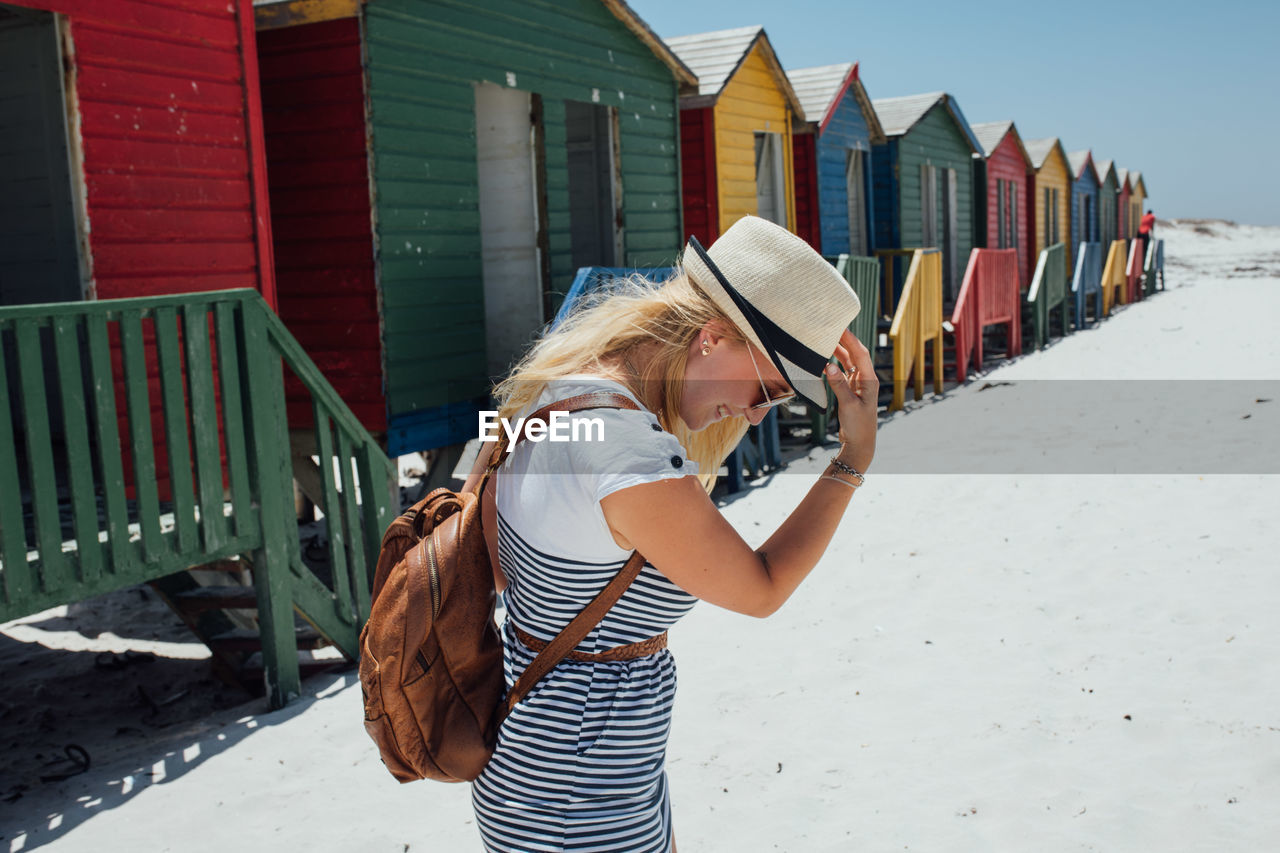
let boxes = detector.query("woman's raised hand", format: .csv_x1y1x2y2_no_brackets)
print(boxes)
826,328,877,474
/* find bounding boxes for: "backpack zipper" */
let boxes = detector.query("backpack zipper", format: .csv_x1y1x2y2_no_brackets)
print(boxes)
426,534,442,619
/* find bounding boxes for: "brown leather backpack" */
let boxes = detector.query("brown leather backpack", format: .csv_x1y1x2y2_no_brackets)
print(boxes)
358,392,646,783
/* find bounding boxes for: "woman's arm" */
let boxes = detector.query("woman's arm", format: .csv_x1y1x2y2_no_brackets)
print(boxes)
601,332,877,617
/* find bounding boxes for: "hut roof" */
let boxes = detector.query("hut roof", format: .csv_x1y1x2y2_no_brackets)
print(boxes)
1067,149,1099,183
786,62,886,143
969,120,1033,168
664,25,804,115
1131,171,1148,196
871,91,980,153
1094,158,1117,186
1117,167,1131,190
599,0,698,90
1025,137,1068,171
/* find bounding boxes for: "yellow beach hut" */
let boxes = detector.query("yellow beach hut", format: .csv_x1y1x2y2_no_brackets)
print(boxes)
665,26,805,242
1130,171,1148,232
1025,137,1073,279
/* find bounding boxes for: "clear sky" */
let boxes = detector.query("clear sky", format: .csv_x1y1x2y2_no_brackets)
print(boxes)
629,0,1280,226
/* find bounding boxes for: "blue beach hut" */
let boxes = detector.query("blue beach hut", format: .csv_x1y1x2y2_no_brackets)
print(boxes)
787,62,886,257
1067,149,1101,265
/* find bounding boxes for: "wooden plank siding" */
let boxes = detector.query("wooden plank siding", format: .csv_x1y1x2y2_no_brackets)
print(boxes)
978,131,1032,290
870,140,899,251
257,17,384,432
872,103,973,301
48,0,273,301
1096,163,1118,244
680,106,718,243
1031,145,1072,281
6,0,272,500
815,88,874,257
1068,153,1100,267
361,0,683,425
712,42,795,235
791,130,820,249
1117,173,1132,239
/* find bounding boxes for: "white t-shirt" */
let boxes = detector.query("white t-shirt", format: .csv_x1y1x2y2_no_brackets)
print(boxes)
494,375,699,563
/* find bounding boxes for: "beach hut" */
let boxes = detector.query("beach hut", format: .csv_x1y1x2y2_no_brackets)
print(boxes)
665,26,805,243
970,121,1034,289
870,92,980,303
1095,159,1119,244
0,0,274,309
1130,171,1148,233
786,62,886,256
1024,137,1072,279
1067,150,1101,263
1117,168,1132,238
254,0,695,454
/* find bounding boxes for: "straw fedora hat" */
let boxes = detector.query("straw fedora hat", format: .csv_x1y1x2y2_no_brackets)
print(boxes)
682,215,861,407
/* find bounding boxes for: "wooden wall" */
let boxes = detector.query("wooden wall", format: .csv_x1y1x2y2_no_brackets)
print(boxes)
791,131,821,249
361,0,683,440
258,17,383,431
711,41,795,234
1070,161,1100,264
979,132,1032,289
680,106,718,244
815,86,874,257
1032,146,1071,280
10,0,273,302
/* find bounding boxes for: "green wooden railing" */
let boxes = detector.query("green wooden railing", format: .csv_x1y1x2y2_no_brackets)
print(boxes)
0,289,396,708
809,255,881,442
1027,242,1070,350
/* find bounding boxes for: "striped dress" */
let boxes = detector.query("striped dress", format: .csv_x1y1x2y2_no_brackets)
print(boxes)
472,378,700,852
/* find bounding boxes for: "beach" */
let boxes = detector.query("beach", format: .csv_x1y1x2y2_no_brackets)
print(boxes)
3,220,1278,852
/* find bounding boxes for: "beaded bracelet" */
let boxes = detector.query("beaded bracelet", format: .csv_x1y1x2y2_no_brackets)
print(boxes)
829,455,866,488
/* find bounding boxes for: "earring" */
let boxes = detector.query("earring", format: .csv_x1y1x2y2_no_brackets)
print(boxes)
700,339,710,356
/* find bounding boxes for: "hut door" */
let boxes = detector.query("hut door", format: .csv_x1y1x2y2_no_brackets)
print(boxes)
920,165,938,249
0,6,82,307
845,149,868,257
942,168,959,299
565,99,620,271
754,132,786,227
475,82,542,381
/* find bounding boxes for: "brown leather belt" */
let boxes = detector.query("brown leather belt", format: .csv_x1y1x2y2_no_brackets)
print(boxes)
514,625,667,662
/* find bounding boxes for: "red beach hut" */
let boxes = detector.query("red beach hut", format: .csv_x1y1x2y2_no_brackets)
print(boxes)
0,0,274,308
969,121,1034,290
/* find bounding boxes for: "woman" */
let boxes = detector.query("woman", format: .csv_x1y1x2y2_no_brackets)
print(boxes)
469,216,877,852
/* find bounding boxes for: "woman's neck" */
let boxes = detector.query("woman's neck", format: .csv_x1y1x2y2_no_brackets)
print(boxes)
605,342,664,415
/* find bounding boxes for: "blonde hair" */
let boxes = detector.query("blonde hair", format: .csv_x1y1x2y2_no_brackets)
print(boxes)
493,272,750,491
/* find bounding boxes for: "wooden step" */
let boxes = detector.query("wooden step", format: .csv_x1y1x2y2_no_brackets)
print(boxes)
208,626,328,653
170,585,258,612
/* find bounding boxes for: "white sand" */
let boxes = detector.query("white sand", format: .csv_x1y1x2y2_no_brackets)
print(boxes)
4,220,1278,852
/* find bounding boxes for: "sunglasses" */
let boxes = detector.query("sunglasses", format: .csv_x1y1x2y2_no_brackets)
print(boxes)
744,344,796,411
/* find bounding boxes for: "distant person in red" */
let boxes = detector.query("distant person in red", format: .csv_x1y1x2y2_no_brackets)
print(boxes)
1137,209,1156,261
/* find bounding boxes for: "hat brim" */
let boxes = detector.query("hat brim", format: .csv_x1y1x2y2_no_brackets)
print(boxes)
684,237,838,409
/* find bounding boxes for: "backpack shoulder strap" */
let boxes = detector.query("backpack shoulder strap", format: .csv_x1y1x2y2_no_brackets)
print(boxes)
499,550,647,721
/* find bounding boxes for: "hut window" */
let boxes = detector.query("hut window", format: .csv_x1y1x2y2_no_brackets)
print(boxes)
754,132,787,227
845,149,868,257
0,5,83,306
1009,185,1018,250
996,179,1006,249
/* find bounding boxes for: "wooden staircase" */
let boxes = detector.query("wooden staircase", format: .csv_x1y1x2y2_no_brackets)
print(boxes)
0,289,397,708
